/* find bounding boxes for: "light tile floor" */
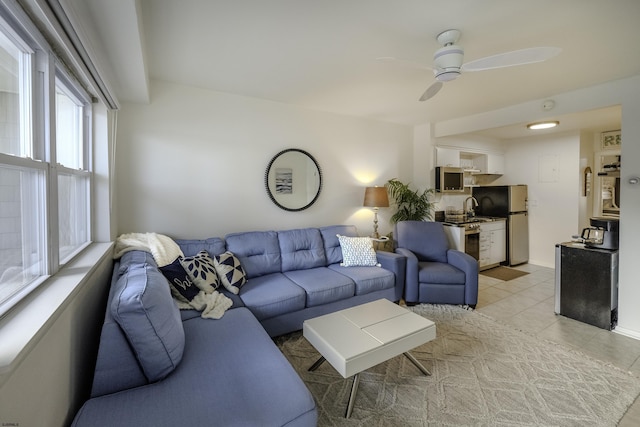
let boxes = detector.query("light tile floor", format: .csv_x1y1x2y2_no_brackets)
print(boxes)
476,263,640,426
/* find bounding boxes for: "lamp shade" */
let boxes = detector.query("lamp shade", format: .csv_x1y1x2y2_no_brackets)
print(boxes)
363,186,389,208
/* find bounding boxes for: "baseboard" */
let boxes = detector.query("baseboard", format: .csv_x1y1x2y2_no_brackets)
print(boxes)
613,326,640,341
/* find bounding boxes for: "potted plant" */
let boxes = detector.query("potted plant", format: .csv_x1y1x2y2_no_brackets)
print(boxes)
385,178,435,223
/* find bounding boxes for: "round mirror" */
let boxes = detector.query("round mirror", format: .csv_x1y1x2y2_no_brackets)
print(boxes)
265,148,322,211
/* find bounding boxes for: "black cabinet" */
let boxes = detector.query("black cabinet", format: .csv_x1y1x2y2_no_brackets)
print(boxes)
554,242,618,330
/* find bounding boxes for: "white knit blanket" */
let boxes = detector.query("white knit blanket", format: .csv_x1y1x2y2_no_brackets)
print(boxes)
114,232,184,267
113,232,232,319
174,291,233,319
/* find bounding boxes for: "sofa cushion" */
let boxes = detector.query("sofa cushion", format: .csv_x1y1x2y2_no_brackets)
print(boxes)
328,264,395,295
238,272,306,320
278,228,327,271
111,251,185,383
319,225,359,265
175,237,226,257
337,234,378,266
179,250,220,293
418,261,466,284
225,231,281,278
160,258,199,302
283,267,355,307
213,251,248,294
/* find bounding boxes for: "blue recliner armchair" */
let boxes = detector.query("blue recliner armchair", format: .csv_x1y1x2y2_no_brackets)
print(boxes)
394,221,478,308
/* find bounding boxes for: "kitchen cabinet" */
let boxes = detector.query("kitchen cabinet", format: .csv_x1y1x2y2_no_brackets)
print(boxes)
485,154,505,175
459,152,483,172
478,220,506,270
460,152,482,187
435,147,460,167
490,226,506,265
471,153,504,174
436,147,504,174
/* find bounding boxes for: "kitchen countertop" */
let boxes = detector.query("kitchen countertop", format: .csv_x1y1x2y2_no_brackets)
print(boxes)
439,216,505,227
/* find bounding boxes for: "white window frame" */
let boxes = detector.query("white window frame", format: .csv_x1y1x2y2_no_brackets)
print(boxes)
0,11,93,318
54,70,92,264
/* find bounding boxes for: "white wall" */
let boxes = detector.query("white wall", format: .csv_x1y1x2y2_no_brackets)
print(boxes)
0,252,112,427
116,80,413,239
504,131,581,267
578,131,594,231
617,83,640,338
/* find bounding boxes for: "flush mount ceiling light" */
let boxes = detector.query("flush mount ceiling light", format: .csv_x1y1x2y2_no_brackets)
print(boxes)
527,121,559,130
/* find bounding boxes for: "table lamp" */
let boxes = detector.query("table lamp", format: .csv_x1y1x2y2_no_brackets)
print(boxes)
363,186,389,238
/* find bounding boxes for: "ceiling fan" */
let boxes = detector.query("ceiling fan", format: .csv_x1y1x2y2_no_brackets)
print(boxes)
380,29,561,101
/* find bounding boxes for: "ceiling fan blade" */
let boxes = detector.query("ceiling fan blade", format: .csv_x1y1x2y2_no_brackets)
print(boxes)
376,56,434,72
461,46,561,72
419,81,443,101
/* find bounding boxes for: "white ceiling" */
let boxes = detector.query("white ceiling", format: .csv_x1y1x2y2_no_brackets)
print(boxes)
74,0,639,136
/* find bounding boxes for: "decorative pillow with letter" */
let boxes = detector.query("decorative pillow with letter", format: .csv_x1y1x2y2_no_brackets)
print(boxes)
214,251,248,294
179,250,219,293
160,258,200,303
337,234,379,267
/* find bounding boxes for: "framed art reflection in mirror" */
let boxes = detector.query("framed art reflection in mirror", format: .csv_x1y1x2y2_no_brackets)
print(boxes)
265,148,322,211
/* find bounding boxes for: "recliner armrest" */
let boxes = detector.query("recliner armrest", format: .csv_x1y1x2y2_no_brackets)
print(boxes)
447,249,475,270
447,249,479,305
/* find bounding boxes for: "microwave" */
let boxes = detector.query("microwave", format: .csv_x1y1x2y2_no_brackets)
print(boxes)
435,166,465,193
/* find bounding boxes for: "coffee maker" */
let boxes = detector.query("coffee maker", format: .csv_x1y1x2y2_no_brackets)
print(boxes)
581,217,619,250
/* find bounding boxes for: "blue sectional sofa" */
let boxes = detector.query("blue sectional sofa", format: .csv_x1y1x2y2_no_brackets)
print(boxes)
72,225,406,427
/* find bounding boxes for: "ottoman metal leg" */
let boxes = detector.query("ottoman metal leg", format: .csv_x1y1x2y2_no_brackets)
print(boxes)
308,356,326,372
404,351,431,376
345,373,360,418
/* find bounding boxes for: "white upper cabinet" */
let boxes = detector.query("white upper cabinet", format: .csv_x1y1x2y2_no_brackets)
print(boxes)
435,147,504,174
435,147,460,167
485,153,505,175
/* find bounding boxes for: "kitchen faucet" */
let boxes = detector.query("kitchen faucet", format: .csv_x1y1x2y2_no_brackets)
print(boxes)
464,196,478,217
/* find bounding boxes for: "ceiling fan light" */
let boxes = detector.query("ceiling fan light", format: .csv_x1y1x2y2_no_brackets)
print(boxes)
527,121,559,130
433,44,464,77
435,70,461,82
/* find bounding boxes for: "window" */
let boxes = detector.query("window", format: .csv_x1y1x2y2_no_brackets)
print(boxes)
0,17,92,317
56,78,90,262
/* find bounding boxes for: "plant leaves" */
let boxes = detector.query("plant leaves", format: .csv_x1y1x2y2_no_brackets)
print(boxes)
386,178,435,223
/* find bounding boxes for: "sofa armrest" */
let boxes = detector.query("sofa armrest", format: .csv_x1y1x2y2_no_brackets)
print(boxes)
376,251,406,301
394,248,418,302
447,249,479,306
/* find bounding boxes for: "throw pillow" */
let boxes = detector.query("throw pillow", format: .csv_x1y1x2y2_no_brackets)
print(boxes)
214,251,248,294
179,251,220,293
337,234,379,267
159,258,200,303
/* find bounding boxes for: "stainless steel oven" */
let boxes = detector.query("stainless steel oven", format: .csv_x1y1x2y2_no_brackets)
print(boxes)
464,224,480,260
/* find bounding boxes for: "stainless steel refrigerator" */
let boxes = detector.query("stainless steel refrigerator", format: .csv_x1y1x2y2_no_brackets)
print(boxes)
472,185,529,266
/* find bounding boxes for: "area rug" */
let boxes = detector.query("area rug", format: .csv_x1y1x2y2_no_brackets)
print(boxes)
480,266,529,281
276,304,640,426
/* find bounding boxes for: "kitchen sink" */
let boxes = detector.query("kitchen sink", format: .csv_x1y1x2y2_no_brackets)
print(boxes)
442,216,496,226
